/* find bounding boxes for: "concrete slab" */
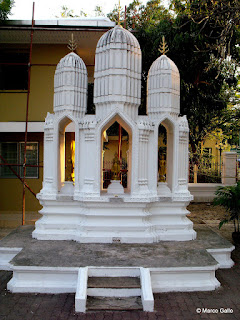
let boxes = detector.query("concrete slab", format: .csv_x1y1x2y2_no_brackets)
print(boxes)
0,225,233,269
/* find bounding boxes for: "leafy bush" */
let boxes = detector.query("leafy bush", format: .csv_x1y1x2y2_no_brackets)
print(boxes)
213,181,240,232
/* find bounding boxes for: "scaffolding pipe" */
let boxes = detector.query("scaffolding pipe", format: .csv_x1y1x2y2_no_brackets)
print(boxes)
124,5,127,29
0,163,43,168
0,26,112,32
22,2,35,226
0,63,95,67
0,155,36,197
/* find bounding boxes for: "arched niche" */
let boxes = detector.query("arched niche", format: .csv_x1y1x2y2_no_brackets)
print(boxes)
100,114,132,194
157,118,175,192
158,124,167,182
57,116,76,192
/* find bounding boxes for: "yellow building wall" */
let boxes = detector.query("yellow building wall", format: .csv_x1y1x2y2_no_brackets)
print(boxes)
202,140,219,158
0,92,28,122
0,44,94,122
0,43,96,217
202,132,231,163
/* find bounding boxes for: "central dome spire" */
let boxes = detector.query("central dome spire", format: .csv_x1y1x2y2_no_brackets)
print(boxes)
94,25,142,119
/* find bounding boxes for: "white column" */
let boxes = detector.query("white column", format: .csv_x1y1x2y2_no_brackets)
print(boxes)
73,123,80,195
39,113,57,199
58,129,65,190
80,122,99,197
222,152,237,185
138,123,151,194
177,116,189,193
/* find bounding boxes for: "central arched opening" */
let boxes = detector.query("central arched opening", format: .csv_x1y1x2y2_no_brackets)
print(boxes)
158,124,167,183
101,117,132,194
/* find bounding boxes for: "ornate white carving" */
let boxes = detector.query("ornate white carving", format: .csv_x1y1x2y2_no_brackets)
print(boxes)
178,115,189,143
84,178,94,185
84,132,95,141
45,112,54,127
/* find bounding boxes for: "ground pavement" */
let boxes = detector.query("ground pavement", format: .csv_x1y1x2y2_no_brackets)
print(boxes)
0,204,240,320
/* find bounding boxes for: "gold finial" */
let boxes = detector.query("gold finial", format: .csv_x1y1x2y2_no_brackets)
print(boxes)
118,0,121,25
67,33,77,52
159,36,169,55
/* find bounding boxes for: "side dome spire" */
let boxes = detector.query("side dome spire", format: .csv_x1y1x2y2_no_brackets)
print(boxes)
147,40,180,116
54,52,88,117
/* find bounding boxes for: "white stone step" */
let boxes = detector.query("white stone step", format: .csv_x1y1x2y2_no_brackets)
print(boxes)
87,296,143,311
87,276,141,297
75,266,154,313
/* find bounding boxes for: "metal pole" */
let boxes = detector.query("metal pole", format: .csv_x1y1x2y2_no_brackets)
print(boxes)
0,155,36,197
118,124,122,161
0,163,43,168
118,124,122,182
220,147,222,175
22,2,35,226
124,5,127,29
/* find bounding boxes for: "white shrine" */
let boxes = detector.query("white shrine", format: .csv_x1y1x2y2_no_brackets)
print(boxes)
33,25,196,243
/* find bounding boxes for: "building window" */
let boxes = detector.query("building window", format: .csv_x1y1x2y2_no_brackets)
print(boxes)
0,51,28,90
0,142,18,178
0,142,38,178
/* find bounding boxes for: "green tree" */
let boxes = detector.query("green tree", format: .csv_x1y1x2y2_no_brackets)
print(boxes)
169,0,240,155
214,181,240,233
94,6,105,17
59,5,87,18
170,0,240,59
108,0,240,158
0,0,14,21
107,0,169,30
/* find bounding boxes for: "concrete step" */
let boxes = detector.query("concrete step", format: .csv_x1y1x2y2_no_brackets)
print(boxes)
88,276,141,289
87,296,143,311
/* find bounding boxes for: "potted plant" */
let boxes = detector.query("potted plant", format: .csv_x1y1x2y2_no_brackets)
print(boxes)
213,181,240,244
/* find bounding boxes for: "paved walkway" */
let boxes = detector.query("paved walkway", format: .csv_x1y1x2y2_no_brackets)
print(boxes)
0,230,240,319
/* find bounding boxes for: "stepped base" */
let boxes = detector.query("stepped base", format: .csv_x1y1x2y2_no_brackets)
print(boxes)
33,198,197,243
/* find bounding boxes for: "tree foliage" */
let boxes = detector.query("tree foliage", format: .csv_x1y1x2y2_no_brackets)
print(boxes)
107,0,170,30
94,6,105,17
214,181,240,232
0,0,14,21
58,5,105,18
59,6,87,18
108,0,240,157
171,0,240,59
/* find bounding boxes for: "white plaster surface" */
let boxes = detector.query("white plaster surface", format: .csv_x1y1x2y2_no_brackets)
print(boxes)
0,248,22,271
6,265,220,296
75,267,88,313
207,247,235,268
150,266,221,292
140,268,154,312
